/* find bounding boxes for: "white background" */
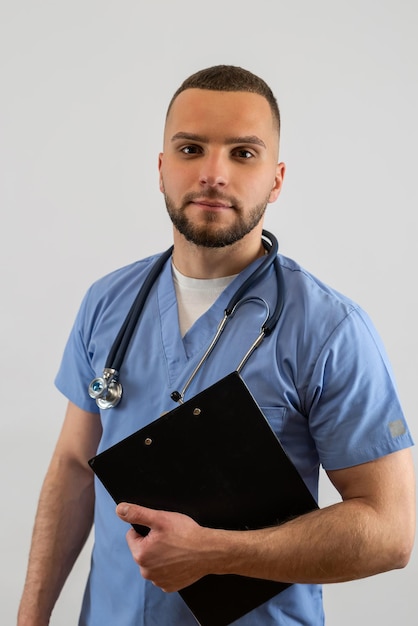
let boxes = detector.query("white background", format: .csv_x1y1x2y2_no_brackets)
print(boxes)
1,1,417,624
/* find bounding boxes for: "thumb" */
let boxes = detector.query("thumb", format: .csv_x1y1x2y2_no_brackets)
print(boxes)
116,502,157,527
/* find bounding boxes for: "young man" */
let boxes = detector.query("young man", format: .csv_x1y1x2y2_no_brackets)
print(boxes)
18,65,415,626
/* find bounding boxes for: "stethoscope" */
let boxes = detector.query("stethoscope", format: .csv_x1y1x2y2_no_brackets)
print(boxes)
88,230,284,410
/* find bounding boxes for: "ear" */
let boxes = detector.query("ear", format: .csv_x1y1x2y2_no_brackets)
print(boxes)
158,153,164,193
268,162,286,203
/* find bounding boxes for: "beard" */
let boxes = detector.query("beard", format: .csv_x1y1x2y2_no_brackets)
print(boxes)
164,189,269,248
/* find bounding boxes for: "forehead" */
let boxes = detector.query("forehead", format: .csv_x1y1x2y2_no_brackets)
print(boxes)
164,88,278,149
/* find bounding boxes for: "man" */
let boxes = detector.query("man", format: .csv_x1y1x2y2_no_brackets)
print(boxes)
18,65,415,626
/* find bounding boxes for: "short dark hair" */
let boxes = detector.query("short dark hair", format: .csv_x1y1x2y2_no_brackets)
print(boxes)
167,65,281,136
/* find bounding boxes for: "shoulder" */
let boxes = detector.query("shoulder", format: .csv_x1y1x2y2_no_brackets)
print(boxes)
277,254,361,330
73,251,169,332
90,253,161,295
279,255,356,308
86,252,164,307
274,254,391,373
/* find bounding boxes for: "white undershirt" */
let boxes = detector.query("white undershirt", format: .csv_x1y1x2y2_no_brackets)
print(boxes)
171,261,237,336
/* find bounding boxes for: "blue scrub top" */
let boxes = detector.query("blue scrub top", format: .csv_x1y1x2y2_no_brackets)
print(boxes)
55,251,413,626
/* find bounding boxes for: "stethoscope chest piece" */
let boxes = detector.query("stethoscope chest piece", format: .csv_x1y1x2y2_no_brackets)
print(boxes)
88,368,123,410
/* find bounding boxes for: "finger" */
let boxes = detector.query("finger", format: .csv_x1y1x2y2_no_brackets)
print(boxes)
116,502,158,528
126,527,145,549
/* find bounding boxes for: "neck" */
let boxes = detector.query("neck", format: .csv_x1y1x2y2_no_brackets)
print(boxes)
171,228,265,279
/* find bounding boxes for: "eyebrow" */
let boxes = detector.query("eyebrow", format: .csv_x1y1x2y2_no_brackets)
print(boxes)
170,132,266,149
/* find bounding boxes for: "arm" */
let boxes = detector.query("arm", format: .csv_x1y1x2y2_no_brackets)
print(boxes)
18,402,102,626
116,448,415,592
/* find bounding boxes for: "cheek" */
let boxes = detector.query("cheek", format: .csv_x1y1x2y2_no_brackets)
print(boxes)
161,164,195,198
244,172,276,203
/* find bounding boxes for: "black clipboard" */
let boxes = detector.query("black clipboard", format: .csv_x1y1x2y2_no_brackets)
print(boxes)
89,371,318,626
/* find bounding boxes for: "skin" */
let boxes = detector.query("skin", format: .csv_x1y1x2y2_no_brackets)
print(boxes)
18,88,415,624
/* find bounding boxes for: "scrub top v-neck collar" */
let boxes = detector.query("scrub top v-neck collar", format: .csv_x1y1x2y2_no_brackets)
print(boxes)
156,253,270,385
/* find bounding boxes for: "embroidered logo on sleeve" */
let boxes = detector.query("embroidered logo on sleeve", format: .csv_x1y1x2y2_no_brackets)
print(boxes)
389,419,406,438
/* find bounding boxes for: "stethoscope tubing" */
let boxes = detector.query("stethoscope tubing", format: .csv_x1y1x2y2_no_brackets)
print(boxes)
89,230,284,409
105,246,173,372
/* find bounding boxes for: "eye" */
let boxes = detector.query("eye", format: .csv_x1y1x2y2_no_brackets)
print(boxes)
233,148,255,159
180,145,203,155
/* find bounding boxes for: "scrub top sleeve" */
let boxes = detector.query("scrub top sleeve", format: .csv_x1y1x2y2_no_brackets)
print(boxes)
306,307,413,470
55,288,100,414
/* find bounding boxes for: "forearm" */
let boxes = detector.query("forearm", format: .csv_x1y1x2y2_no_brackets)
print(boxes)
212,498,411,584
118,450,415,592
18,455,95,626
214,452,415,586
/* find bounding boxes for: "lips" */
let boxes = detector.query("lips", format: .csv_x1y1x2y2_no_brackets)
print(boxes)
192,199,232,209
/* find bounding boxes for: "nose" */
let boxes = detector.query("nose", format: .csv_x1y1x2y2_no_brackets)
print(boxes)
199,152,228,188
